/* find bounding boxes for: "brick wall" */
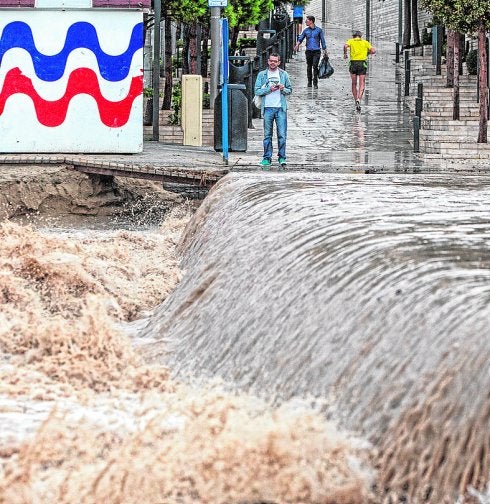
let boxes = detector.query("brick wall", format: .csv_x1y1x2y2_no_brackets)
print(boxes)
310,0,431,43
144,109,214,147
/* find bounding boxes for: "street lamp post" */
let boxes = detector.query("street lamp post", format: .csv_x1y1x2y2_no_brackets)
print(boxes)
152,0,161,141
210,6,220,109
398,0,402,46
365,0,370,41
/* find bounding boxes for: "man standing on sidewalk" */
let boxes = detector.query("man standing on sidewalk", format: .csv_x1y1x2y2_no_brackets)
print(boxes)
254,53,292,168
343,30,376,112
293,15,327,89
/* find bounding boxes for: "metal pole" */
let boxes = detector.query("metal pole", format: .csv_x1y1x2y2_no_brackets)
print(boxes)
366,0,370,41
221,18,229,164
398,0,402,46
415,96,422,117
322,0,326,23
413,116,420,152
434,25,442,76
152,0,161,141
210,7,221,109
404,55,411,96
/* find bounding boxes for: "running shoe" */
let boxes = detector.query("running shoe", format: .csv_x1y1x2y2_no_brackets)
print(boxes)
356,100,361,112
278,157,287,167
259,158,271,169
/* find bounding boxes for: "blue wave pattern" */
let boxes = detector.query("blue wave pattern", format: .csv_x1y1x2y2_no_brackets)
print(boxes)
0,21,143,81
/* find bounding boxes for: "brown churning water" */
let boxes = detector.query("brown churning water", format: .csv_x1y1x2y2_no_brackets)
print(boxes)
0,201,372,503
140,172,490,502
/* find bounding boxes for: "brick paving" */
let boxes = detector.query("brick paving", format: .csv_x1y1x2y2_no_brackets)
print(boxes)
0,143,228,186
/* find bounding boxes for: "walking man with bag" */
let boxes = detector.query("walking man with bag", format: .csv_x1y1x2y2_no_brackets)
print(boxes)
254,53,293,168
293,15,327,89
343,30,376,112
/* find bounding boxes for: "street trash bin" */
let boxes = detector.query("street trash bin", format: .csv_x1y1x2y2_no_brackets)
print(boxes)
214,84,248,152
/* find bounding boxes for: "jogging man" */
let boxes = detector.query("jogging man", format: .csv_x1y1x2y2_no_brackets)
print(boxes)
293,15,327,89
254,53,293,168
343,30,376,111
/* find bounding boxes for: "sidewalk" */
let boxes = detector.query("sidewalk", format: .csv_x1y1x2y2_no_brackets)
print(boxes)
228,22,425,173
1,19,486,176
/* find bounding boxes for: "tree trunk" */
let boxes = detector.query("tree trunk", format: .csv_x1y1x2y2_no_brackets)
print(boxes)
411,0,421,46
478,22,488,143
188,22,198,74
453,32,460,120
402,0,411,48
230,26,240,54
182,24,190,75
162,15,172,110
143,12,150,49
201,25,209,78
459,33,464,75
446,30,454,88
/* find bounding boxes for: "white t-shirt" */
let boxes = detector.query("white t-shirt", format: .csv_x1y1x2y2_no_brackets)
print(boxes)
264,69,282,108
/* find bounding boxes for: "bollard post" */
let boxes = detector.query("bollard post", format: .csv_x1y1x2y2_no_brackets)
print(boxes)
432,25,442,75
415,96,422,118
404,57,411,96
413,116,420,152
395,42,400,63
416,83,423,118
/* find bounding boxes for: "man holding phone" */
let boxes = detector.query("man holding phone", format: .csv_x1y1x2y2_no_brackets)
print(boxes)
254,53,293,168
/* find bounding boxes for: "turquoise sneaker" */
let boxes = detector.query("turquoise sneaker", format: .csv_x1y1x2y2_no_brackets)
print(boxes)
278,157,287,167
259,158,271,169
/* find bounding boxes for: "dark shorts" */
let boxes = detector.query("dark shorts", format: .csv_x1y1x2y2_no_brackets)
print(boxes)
349,60,368,75
293,17,302,23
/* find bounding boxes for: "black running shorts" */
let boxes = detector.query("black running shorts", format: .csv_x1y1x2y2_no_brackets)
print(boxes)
349,60,368,75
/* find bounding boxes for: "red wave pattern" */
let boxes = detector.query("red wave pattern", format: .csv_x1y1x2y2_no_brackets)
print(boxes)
0,67,143,127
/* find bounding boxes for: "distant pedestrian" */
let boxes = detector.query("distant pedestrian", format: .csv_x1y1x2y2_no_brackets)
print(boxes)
343,30,376,112
293,15,327,89
254,53,292,168
292,5,304,41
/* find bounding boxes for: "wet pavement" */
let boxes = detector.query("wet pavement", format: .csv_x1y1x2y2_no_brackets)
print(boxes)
0,10,482,177
228,17,425,173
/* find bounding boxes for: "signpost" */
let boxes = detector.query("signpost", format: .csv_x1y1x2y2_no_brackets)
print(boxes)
209,0,227,109
209,0,228,164
153,0,161,141
221,17,229,164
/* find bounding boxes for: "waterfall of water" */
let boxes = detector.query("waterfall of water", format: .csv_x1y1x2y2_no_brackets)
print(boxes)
140,172,490,501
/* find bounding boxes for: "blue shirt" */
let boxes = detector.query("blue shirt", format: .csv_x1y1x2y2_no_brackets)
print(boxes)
297,26,326,51
293,5,304,18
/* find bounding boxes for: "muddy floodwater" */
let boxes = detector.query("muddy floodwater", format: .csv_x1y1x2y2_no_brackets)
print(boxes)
140,172,490,503
2,163,490,503
0,168,373,504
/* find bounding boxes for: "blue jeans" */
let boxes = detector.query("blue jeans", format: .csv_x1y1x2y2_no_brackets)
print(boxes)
263,107,287,160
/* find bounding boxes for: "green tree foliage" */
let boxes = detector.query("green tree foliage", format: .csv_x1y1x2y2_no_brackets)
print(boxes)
224,0,274,29
169,0,208,24
421,0,490,32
